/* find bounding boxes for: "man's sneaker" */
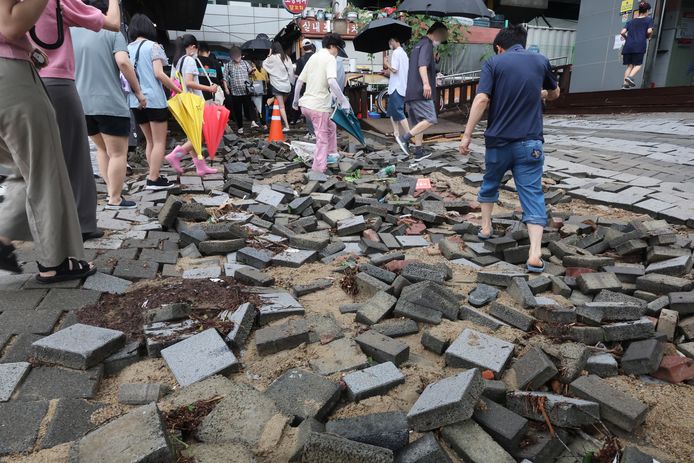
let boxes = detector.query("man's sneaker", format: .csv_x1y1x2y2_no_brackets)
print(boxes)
625,76,636,87
105,198,137,210
413,149,432,162
146,176,176,191
395,135,410,155
251,121,259,129
238,127,244,135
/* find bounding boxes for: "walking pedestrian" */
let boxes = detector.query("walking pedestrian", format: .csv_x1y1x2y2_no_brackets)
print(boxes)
295,39,316,137
197,41,224,102
223,46,260,134
621,1,654,89
384,36,410,140
0,0,96,282
127,14,181,190
73,0,146,210
459,24,560,273
166,34,219,177
263,41,294,132
251,60,269,129
395,21,448,161
292,33,351,173
31,0,122,241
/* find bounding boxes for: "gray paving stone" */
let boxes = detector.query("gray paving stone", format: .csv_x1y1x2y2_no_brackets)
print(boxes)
266,368,341,421
396,235,429,248
400,262,448,284
158,195,182,230
603,318,655,342
325,411,409,452
83,272,132,295
139,249,179,265
477,265,528,287
255,318,310,355
508,277,537,308
360,263,397,284
198,239,246,255
459,305,507,330
511,346,558,390
621,337,665,375
645,255,693,277
586,353,619,378
506,391,599,427
445,328,515,377
0,309,62,335
103,341,143,375
31,323,125,370
637,274,694,294
577,272,623,294
0,333,43,363
36,288,101,312
441,419,515,463
236,246,274,269
570,375,648,432
399,281,460,320
235,267,275,287
372,318,419,338
257,292,305,325
17,365,103,400
472,397,529,451
576,301,646,325
71,403,173,463
407,369,484,432
393,299,442,325
309,337,367,376
356,291,397,325
117,383,169,405
669,291,694,315
356,330,409,366
301,432,394,463
0,289,47,311
467,284,499,307
161,328,239,386
489,302,536,331
343,361,405,401
0,361,30,402
272,248,317,267
113,258,158,280
223,303,256,349
0,400,48,455
395,433,452,463
41,398,105,449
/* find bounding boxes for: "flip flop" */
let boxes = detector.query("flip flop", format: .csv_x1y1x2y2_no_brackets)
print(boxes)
527,259,546,274
477,231,494,241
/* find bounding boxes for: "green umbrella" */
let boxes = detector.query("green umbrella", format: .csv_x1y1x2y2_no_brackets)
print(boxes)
331,107,365,145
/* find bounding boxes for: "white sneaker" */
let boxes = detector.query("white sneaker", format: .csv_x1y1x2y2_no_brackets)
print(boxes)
237,128,244,135
251,121,259,129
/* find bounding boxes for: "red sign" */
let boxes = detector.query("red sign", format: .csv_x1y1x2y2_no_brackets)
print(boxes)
298,19,358,38
283,0,307,15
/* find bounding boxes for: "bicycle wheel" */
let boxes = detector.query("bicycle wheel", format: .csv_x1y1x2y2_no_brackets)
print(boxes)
376,88,389,115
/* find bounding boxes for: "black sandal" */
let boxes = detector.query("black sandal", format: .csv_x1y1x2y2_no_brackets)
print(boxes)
35,257,97,284
0,243,22,274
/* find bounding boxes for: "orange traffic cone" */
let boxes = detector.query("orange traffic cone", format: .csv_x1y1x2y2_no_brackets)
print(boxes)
267,98,285,142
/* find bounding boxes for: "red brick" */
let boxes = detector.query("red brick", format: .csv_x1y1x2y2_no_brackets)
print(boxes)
652,355,694,383
468,201,481,212
550,217,564,229
362,229,379,242
406,222,427,235
385,259,420,273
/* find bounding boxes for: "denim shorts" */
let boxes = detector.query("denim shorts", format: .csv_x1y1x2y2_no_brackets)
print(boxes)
478,139,547,226
387,91,406,121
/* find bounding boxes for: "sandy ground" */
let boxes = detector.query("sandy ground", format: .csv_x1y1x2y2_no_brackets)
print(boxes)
4,171,693,463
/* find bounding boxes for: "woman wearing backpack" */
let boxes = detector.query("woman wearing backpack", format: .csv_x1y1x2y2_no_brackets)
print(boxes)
127,14,181,189
165,34,219,177
31,0,121,241
262,41,293,132
223,46,260,135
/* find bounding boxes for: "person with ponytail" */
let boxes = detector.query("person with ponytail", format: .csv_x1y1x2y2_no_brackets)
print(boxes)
165,34,219,177
262,41,294,132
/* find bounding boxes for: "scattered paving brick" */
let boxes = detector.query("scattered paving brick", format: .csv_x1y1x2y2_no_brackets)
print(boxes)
117,383,169,405
0,362,30,402
301,432,394,463
445,329,515,377
325,411,409,452
458,305,507,330
266,368,341,422
489,302,536,331
621,337,666,375
343,361,405,401
472,396,529,450
507,277,537,308
653,355,694,383
161,328,239,386
576,301,646,325
668,291,694,315
603,318,655,342
441,419,516,463
0,400,49,455
17,365,103,400
255,318,310,355
31,323,125,370
355,330,409,366
570,375,648,432
395,433,452,463
257,292,305,324
586,353,619,377
576,272,623,294
223,302,256,348
506,391,600,427
637,274,694,294
356,291,397,325
656,308,679,341
399,281,460,320
407,369,484,431
511,346,558,390
371,318,419,338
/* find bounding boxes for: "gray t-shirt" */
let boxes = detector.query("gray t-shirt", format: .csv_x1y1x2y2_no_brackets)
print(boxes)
405,36,436,103
72,28,130,118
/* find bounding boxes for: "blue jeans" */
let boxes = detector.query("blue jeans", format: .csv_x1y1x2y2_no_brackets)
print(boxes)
478,139,547,226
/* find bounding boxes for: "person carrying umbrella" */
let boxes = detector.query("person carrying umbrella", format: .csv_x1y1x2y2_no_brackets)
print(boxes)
262,42,294,132
384,36,410,142
292,33,351,173
223,46,260,135
395,21,448,161
459,24,560,273
165,34,219,177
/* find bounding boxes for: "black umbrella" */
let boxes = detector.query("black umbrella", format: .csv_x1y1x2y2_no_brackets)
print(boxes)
397,0,491,18
242,33,272,54
354,17,412,54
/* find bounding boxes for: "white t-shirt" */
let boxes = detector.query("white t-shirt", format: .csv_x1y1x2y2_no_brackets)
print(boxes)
388,46,409,97
298,48,337,113
176,55,203,98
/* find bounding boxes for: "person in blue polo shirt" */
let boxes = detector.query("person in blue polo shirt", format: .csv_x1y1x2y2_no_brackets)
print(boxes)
621,2,654,89
459,24,560,273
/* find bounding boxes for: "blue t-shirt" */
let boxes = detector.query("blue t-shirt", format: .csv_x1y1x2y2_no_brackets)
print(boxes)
623,16,654,54
477,44,558,148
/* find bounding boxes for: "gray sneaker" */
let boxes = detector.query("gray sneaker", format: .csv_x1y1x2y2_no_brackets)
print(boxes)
395,135,410,156
625,76,636,87
413,149,432,162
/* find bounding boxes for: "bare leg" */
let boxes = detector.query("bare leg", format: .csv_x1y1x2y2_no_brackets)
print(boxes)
628,64,642,78
527,223,544,268
408,120,433,139
147,121,168,181
480,202,494,237
390,118,400,138
276,96,290,129
399,118,411,135
139,122,154,166
90,134,109,187
101,133,128,205
624,65,633,80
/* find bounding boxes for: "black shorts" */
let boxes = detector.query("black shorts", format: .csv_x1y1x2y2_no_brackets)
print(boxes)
270,86,289,98
85,115,131,137
132,108,170,125
623,53,644,66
